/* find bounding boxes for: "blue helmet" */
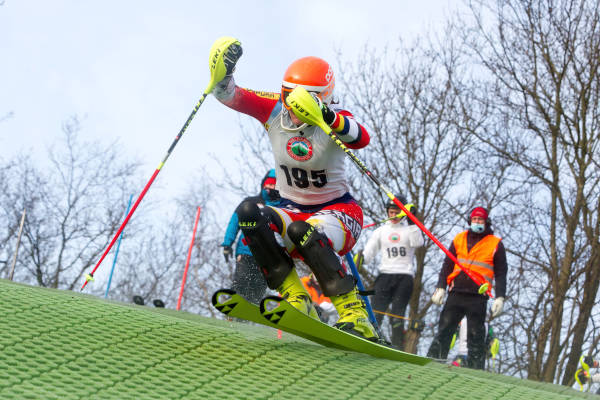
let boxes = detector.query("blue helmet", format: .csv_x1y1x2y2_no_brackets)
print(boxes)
261,169,279,202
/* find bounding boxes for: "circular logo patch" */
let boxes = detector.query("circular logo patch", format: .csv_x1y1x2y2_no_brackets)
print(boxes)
388,233,401,243
286,136,313,161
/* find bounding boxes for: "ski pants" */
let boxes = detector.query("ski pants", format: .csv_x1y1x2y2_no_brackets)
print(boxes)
232,254,268,304
371,273,413,350
427,291,488,369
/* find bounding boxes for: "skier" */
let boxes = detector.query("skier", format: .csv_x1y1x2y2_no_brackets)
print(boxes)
450,318,497,368
210,41,378,340
427,206,507,369
450,317,468,366
576,355,600,394
221,169,280,304
354,196,424,349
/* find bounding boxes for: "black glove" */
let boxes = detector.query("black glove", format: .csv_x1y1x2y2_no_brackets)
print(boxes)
583,355,599,368
578,369,589,384
407,205,417,225
222,245,233,262
223,43,243,76
321,103,336,125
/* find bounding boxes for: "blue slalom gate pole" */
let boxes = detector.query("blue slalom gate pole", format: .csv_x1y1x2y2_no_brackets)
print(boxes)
104,194,134,298
345,252,379,331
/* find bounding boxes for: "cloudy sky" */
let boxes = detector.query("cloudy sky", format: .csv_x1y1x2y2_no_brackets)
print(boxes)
1,1,454,213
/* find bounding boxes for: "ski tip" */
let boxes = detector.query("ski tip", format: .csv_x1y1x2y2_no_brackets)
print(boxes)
211,288,237,306
259,296,284,314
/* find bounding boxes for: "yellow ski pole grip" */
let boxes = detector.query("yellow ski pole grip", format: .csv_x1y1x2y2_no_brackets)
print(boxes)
208,36,241,93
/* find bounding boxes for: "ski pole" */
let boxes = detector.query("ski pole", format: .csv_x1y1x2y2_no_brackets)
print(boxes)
81,37,242,291
363,215,399,229
344,253,380,333
8,208,26,281
372,309,410,321
362,205,415,229
177,206,201,310
104,194,134,298
285,86,492,297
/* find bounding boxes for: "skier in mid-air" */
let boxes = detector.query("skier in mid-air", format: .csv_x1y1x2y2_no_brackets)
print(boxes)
210,40,379,341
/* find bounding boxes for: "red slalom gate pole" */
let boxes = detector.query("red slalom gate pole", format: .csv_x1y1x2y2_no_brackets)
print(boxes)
177,206,202,310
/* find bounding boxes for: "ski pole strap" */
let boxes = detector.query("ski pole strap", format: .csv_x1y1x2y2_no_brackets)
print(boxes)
449,332,457,350
358,289,375,296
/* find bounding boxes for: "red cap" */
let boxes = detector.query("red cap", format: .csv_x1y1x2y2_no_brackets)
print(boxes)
470,207,488,220
263,177,276,187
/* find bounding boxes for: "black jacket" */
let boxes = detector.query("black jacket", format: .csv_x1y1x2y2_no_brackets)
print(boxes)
436,226,507,298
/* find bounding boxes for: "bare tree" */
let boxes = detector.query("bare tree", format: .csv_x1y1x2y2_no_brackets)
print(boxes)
337,35,485,353
1,116,142,290
454,0,600,384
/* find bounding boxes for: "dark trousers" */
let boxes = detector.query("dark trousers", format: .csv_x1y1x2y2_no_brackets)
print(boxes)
427,291,488,369
232,254,268,304
371,273,413,349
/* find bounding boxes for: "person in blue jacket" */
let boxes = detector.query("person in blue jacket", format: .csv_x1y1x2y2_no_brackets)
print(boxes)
221,169,281,303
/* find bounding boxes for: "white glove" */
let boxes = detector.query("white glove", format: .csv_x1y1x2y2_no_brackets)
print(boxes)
431,288,445,305
319,301,336,316
491,297,504,318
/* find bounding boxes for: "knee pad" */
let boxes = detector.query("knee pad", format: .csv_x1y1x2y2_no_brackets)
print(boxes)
237,201,292,289
287,221,355,297
237,200,262,225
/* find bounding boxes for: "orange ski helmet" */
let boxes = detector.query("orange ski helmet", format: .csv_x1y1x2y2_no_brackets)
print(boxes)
281,56,335,110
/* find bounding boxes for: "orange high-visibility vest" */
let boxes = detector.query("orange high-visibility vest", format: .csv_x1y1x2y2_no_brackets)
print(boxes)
446,231,501,287
301,276,330,305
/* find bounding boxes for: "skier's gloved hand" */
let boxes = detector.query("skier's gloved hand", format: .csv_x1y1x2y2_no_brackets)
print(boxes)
431,288,445,305
395,203,416,222
406,205,417,225
491,296,504,318
577,369,590,385
208,37,242,86
222,43,243,76
321,103,337,125
222,245,233,262
583,355,599,368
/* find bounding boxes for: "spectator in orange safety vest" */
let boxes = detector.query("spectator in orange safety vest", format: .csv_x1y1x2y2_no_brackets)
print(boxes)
426,206,507,370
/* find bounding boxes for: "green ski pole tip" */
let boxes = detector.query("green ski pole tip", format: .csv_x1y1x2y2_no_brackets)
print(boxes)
478,282,489,294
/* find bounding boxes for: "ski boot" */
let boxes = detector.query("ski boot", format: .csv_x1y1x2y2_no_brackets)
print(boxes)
452,355,467,367
331,288,379,342
277,269,319,320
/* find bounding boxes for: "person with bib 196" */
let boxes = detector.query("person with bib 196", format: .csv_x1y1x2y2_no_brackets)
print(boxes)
355,195,424,350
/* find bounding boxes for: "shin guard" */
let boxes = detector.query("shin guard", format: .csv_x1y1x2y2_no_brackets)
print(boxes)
237,201,293,289
287,220,355,297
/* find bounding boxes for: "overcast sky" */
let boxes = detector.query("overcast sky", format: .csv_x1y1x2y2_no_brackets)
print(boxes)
1,1,455,218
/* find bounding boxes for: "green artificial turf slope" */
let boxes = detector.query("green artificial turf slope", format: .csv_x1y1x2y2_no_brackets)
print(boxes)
0,279,594,400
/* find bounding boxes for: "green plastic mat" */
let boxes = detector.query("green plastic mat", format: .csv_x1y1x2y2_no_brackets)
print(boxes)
0,279,593,399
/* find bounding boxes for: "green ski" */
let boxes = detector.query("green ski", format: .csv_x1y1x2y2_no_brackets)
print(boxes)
211,289,347,350
212,290,431,364
259,295,431,365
